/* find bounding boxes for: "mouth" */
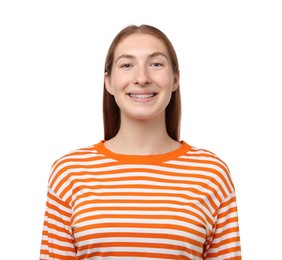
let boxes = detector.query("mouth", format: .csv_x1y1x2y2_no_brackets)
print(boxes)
128,93,157,99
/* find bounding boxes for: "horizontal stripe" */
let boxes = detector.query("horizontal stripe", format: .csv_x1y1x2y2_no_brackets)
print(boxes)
40,141,241,259
76,245,202,259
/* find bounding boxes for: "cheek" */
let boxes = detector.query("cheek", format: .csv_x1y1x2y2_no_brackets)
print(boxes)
153,69,175,86
155,75,175,90
111,73,131,91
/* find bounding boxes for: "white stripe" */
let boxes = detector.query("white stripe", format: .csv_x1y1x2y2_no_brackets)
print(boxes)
206,249,241,259
76,217,206,235
39,253,49,260
218,200,237,213
70,179,218,194
46,226,73,240
165,159,225,170
43,247,75,256
218,199,237,211
76,236,195,248
188,148,216,156
213,222,239,235
41,235,48,241
76,238,203,259
209,241,240,252
56,152,103,160
45,236,74,248
219,250,241,259
180,154,225,164
76,245,202,260
52,162,229,180
217,211,238,224
48,207,70,223
85,257,168,260
40,244,48,250
75,227,205,244
73,201,212,230
67,170,209,181
211,231,240,244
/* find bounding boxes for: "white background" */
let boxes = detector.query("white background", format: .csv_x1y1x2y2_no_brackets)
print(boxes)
0,0,281,259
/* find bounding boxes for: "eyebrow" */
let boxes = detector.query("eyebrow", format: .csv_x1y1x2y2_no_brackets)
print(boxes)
114,52,169,64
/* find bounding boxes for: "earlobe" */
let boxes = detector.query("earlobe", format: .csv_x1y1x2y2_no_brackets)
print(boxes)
104,72,114,95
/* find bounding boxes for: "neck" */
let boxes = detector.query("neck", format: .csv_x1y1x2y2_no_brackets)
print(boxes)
105,115,180,155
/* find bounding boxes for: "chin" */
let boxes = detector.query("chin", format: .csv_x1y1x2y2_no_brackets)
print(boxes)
125,111,164,121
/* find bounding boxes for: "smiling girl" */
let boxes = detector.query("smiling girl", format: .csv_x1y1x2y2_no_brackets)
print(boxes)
40,24,241,260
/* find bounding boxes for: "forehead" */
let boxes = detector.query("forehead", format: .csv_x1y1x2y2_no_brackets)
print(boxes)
114,33,168,58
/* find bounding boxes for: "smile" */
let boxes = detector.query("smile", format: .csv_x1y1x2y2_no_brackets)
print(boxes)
128,93,157,99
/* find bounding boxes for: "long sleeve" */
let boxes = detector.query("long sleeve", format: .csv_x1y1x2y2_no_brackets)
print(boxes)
40,187,76,259
204,191,241,259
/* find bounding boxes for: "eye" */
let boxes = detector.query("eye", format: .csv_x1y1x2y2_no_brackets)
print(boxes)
121,63,132,68
150,62,163,67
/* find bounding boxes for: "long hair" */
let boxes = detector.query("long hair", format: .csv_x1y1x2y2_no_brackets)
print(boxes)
103,24,181,141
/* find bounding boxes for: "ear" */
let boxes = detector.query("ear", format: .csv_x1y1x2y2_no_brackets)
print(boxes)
172,69,180,92
104,72,114,95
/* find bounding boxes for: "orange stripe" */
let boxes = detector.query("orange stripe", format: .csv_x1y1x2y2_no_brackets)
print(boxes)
79,241,202,258
41,142,241,259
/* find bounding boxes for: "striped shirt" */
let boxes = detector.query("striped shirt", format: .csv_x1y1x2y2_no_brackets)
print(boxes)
40,141,241,259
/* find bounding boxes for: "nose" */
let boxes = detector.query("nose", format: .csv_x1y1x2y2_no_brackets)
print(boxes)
134,67,151,86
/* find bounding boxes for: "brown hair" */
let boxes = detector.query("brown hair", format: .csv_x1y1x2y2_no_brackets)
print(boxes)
103,24,181,141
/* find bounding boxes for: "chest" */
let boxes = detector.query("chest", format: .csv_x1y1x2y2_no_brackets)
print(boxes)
68,170,218,258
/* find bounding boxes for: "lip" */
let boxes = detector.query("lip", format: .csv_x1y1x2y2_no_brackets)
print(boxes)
127,90,158,95
127,92,158,102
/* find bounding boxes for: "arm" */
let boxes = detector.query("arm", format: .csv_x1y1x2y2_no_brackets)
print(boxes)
204,191,241,259
40,188,76,259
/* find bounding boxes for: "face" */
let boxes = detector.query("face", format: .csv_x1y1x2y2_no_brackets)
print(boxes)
105,33,179,123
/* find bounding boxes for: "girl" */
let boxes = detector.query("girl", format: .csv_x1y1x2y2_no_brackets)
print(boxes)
40,24,241,259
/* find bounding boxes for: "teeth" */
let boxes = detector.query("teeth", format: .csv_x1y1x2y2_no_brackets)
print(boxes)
129,93,155,99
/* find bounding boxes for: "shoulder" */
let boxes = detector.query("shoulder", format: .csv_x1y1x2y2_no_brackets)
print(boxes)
184,144,229,171
180,142,235,196
47,142,105,190
51,144,98,168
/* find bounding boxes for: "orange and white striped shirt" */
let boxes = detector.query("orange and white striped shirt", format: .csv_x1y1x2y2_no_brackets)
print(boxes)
40,141,241,259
